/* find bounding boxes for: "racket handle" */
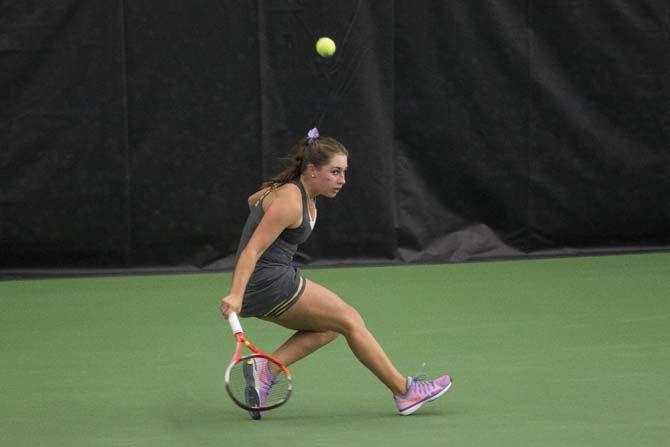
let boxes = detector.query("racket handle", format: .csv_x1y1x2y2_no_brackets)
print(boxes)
228,312,243,335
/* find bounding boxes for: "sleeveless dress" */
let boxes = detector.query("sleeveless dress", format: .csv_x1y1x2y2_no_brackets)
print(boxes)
234,180,315,318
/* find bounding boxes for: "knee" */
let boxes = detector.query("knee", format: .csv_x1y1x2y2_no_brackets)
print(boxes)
337,304,366,336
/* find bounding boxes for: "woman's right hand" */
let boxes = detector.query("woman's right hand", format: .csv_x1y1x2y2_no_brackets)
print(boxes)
220,294,243,319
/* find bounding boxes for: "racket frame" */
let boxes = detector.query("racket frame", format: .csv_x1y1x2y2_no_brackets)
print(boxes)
224,313,292,412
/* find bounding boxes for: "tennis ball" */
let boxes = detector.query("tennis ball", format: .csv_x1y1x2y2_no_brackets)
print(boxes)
315,37,336,57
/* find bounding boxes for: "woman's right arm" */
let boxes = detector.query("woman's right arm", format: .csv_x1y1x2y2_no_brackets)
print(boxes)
220,187,302,318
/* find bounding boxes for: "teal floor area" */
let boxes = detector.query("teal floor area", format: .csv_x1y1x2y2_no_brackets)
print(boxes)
1,253,669,446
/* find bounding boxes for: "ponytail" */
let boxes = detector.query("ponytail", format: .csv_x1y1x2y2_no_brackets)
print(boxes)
260,140,307,189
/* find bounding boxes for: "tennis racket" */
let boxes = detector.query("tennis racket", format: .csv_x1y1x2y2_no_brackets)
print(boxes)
224,312,292,419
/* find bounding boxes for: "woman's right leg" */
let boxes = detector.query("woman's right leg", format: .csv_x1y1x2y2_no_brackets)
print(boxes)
269,279,408,396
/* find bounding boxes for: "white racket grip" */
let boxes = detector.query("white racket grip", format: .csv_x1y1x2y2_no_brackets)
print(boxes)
228,312,243,335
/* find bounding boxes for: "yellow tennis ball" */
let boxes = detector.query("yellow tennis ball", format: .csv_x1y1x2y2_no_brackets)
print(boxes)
315,37,336,57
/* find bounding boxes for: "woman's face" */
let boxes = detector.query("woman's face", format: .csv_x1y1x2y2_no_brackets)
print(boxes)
314,154,348,198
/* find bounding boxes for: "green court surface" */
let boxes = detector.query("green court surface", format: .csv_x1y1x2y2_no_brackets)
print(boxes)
2,253,669,446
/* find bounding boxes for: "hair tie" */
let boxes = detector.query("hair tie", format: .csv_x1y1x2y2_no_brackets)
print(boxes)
306,127,319,145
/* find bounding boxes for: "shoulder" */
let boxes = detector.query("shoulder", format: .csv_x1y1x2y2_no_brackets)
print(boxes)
261,182,302,217
269,183,302,210
248,182,301,207
255,183,301,228
276,182,302,200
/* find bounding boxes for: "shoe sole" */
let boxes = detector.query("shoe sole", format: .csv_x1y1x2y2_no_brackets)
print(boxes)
398,379,453,416
243,360,261,420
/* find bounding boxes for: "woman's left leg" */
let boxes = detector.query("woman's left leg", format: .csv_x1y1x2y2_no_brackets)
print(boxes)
268,329,339,367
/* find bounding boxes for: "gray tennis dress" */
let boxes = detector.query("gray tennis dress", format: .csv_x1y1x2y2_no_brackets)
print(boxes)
235,180,314,318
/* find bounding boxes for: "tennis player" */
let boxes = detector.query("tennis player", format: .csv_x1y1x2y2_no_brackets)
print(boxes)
220,128,452,417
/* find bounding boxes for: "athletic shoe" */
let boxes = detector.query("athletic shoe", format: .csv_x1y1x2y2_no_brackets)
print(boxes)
253,357,277,408
243,357,277,420
394,374,452,416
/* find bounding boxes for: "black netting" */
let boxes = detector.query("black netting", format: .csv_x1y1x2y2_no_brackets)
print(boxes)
2,1,669,276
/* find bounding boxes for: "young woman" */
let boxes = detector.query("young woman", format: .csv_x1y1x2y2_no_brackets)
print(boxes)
220,128,451,417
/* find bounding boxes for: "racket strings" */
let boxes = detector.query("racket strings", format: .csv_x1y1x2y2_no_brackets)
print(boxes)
227,356,290,410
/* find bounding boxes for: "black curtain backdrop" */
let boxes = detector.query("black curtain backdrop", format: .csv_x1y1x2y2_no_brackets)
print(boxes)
1,1,669,277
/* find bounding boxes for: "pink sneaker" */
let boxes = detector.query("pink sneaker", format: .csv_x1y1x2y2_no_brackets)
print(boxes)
394,375,452,416
253,357,277,407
